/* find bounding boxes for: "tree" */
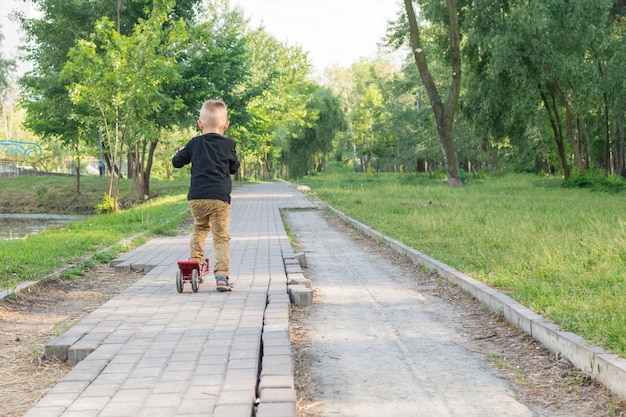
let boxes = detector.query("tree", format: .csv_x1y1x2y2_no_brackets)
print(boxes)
601,4,626,177
173,0,250,127
18,0,203,193
241,26,314,179
461,0,622,179
284,87,346,178
353,79,385,171
325,57,427,173
0,30,16,139
403,0,463,186
63,1,185,207
0,31,15,101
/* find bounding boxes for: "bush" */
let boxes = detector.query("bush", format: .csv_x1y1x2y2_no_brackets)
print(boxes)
562,169,625,193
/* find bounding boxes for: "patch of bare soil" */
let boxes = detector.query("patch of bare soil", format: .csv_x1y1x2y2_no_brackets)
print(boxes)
0,265,144,417
291,213,626,417
291,301,324,417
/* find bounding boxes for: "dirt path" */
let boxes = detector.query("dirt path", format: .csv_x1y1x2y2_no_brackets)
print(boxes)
286,209,626,417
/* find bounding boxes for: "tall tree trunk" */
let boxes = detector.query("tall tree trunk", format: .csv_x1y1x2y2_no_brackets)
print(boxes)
549,80,583,172
127,150,135,179
116,0,121,33
2,101,10,139
140,141,157,199
615,112,625,178
404,0,462,187
604,93,611,172
539,87,570,179
600,63,612,173
559,86,583,171
74,152,81,195
576,117,591,170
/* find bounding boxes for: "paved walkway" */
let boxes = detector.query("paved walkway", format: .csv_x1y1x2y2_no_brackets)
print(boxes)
25,182,314,417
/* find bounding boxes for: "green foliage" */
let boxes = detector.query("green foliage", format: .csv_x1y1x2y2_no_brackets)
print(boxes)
299,165,626,355
19,0,200,142
0,31,15,96
173,0,251,126
460,0,624,177
0,175,189,214
62,1,186,201
95,193,119,214
563,169,626,193
13,0,626,193
284,87,347,178
325,57,443,173
239,26,315,179
18,0,249,198
34,184,48,202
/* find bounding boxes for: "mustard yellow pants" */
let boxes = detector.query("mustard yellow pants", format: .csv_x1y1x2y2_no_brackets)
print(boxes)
188,199,231,278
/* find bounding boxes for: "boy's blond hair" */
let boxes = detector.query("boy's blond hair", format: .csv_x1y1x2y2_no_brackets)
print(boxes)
199,99,228,130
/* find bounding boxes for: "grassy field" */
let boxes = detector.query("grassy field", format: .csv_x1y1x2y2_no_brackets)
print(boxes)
0,175,192,291
0,175,190,214
298,164,626,357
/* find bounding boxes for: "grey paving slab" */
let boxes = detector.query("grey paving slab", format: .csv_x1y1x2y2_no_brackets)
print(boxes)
29,183,313,417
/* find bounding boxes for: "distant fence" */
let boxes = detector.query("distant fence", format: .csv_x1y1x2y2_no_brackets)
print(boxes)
0,140,43,157
0,140,44,177
0,165,74,178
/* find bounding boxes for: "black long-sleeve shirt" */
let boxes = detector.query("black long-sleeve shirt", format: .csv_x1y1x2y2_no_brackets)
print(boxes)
172,133,240,203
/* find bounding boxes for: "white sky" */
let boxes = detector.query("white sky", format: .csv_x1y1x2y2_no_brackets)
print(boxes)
1,0,402,78
0,0,35,76
233,0,401,74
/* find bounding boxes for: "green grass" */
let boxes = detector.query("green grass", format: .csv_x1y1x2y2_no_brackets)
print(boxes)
298,163,626,356
0,175,192,291
0,175,190,214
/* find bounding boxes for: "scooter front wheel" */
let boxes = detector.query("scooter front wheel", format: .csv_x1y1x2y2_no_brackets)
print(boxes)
191,269,199,293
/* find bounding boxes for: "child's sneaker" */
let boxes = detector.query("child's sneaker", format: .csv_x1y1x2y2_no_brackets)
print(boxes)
215,276,232,292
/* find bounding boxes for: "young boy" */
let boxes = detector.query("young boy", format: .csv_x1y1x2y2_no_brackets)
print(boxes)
172,99,240,291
